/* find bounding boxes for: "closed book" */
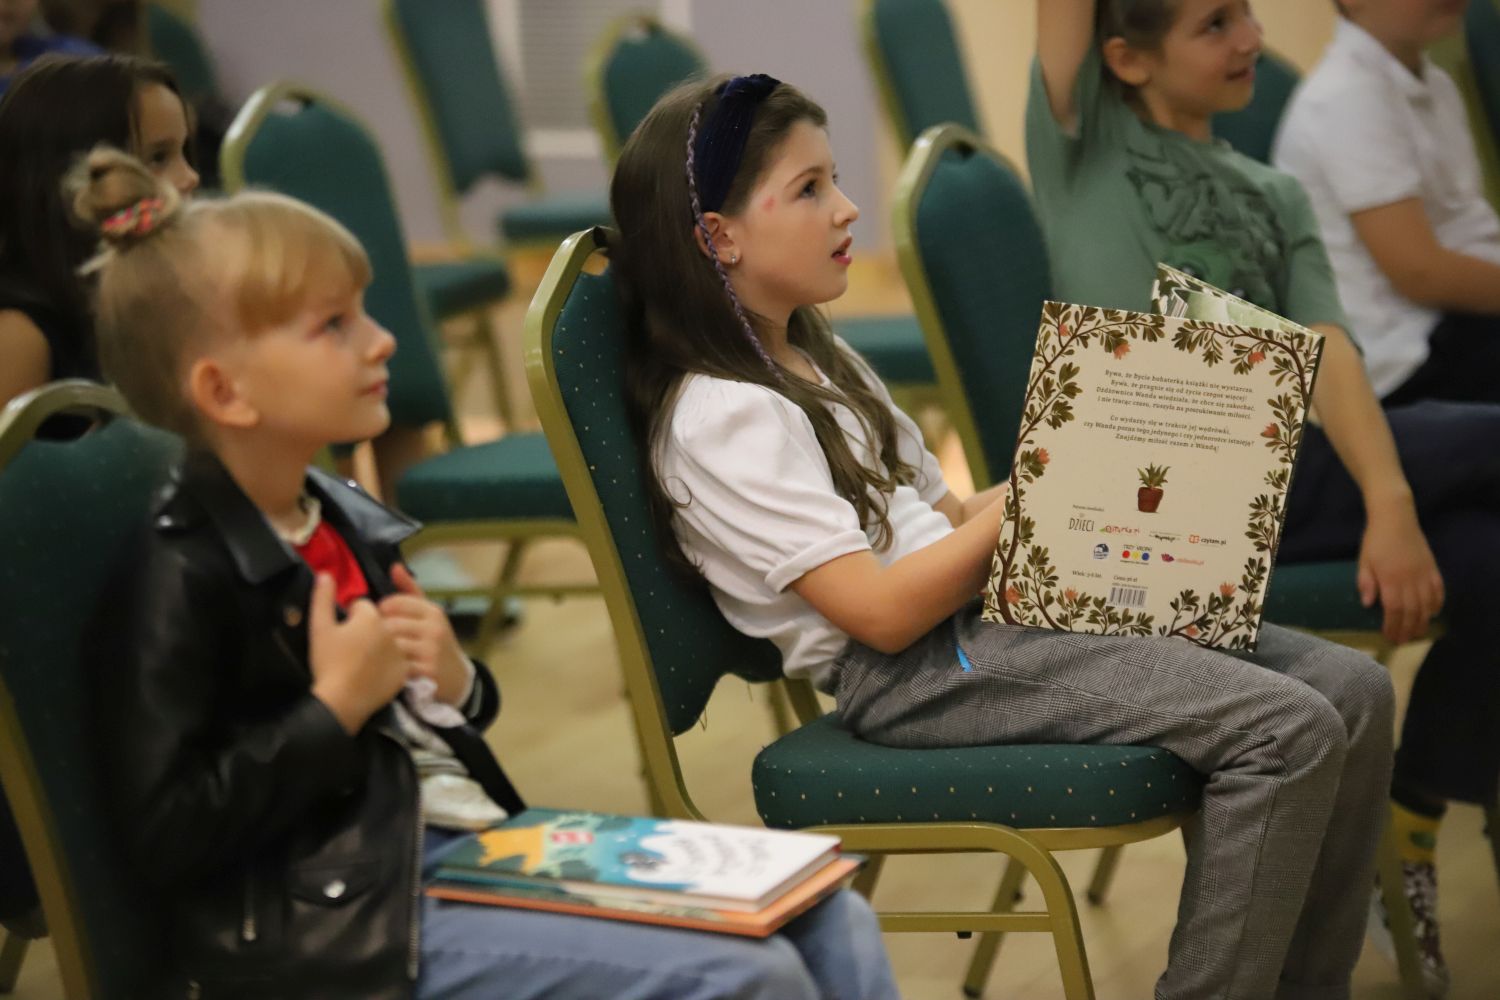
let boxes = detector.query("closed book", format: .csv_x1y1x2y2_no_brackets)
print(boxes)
433,808,843,912
428,855,861,939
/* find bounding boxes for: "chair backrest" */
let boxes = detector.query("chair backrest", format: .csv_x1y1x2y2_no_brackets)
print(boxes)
384,0,531,196
587,13,708,163
1467,0,1500,157
862,0,982,150
145,2,219,105
1212,49,1299,164
0,382,181,998
893,125,1051,489
221,83,453,431
524,229,783,817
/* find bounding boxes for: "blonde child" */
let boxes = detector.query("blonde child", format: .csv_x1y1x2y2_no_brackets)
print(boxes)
78,149,895,1000
616,72,1394,1000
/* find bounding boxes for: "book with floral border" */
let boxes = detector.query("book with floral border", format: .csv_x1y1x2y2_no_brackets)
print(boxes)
981,274,1324,650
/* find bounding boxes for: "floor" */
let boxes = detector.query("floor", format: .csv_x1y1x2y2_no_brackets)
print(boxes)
10,252,1499,999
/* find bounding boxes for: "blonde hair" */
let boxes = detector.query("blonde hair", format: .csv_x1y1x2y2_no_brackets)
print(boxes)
65,147,373,440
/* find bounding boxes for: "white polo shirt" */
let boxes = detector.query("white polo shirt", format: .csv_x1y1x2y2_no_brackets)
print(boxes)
1273,17,1500,397
657,344,954,690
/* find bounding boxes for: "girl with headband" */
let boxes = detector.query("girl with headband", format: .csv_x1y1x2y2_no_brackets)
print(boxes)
615,72,1393,999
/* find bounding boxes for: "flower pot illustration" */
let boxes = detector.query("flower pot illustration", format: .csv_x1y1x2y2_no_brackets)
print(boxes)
1137,464,1169,513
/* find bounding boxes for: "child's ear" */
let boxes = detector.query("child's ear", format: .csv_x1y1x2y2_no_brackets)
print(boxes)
1101,36,1152,88
186,356,260,431
691,212,739,266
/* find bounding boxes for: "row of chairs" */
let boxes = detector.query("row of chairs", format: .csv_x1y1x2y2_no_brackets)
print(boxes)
6,2,1500,996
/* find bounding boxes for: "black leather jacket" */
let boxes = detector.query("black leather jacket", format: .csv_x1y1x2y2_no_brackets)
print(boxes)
92,453,525,999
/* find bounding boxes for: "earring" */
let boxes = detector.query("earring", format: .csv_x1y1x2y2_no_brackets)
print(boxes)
729,252,739,265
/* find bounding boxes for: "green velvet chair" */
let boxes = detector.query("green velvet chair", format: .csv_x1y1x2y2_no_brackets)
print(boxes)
1212,49,1300,164
586,12,709,164
525,227,1204,999
584,12,935,392
893,122,1428,999
0,381,181,999
383,0,611,249
861,0,982,150
144,2,219,107
223,83,592,649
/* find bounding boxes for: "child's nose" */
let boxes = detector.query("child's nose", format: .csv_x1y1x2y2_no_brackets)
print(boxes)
836,189,860,225
369,323,397,361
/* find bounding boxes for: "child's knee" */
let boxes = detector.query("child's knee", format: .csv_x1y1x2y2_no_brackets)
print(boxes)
1274,687,1350,779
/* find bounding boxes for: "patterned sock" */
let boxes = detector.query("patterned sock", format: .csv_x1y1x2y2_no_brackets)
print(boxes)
1390,799,1442,865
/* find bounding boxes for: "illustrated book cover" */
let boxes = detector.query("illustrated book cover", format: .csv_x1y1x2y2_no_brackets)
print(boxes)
981,269,1325,650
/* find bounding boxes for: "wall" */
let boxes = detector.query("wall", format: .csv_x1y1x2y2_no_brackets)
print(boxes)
188,1,1339,251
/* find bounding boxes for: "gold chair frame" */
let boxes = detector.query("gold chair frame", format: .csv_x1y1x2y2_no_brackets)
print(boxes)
525,228,1202,999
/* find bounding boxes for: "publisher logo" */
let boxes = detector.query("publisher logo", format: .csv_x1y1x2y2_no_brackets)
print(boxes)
1161,553,1174,563
1119,549,1153,562
1069,517,1096,532
1093,543,1109,559
1100,525,1140,535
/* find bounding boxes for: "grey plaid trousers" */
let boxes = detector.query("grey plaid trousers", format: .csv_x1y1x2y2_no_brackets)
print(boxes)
832,607,1394,1000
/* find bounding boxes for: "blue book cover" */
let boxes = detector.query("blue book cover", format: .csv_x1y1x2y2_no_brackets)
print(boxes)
435,808,841,912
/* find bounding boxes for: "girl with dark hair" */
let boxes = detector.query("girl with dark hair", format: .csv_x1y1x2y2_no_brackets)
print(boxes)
618,72,1394,999
0,51,198,409
1032,4,1500,992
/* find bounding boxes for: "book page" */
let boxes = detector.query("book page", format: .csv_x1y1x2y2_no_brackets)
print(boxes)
982,299,1323,650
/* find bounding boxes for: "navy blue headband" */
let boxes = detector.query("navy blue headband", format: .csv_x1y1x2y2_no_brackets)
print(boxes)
690,73,782,214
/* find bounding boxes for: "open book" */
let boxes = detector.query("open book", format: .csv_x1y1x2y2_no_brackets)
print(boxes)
981,267,1325,650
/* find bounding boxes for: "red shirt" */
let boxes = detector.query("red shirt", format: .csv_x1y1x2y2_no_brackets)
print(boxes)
295,520,369,607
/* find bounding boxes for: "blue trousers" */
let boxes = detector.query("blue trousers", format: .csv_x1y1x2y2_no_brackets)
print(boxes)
415,829,900,1000
1281,398,1500,805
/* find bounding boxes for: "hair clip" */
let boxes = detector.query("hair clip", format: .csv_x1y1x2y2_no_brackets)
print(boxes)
100,197,167,239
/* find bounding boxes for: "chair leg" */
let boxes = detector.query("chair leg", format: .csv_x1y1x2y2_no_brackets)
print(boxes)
1085,845,1123,905
765,682,795,738
0,930,27,994
1375,814,1427,1000
961,856,1027,998
851,853,885,901
472,309,516,429
467,539,527,654
1025,844,1097,1000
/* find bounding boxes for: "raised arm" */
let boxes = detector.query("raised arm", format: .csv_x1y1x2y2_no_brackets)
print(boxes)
1352,199,1500,314
1036,0,1098,128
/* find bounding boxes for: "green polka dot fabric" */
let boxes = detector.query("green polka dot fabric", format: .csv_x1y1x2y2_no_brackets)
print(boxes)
753,715,1202,830
0,417,181,995
394,432,572,523
549,258,782,735
413,257,512,320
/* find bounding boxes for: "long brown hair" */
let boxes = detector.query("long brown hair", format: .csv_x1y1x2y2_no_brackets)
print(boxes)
611,76,919,579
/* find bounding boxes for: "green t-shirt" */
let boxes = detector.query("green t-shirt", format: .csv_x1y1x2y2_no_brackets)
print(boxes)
1024,50,1347,331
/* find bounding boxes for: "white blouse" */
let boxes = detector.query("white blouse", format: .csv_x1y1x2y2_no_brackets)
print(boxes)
657,345,954,690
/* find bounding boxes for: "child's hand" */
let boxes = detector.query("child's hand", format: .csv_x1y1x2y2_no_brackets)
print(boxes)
308,573,409,735
379,563,473,707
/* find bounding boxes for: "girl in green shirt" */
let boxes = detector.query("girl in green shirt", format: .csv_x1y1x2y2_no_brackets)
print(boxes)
1033,3,1500,995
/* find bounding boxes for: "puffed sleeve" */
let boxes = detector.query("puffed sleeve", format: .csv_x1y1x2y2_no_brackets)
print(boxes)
663,379,874,593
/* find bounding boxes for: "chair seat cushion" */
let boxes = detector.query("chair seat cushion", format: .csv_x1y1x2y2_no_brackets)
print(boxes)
413,256,512,319
497,192,613,244
752,714,1201,830
832,315,935,384
1264,561,1382,632
395,432,572,523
